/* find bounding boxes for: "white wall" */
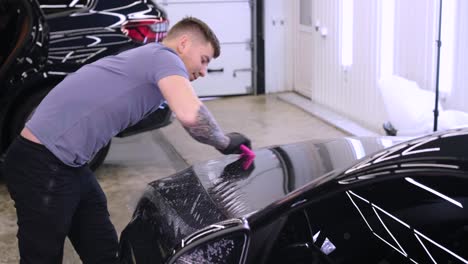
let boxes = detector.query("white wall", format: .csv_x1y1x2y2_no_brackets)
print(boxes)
289,0,386,132
284,0,443,133
393,0,437,91
446,0,468,112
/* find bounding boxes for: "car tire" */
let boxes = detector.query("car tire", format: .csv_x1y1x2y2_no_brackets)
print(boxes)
8,88,111,171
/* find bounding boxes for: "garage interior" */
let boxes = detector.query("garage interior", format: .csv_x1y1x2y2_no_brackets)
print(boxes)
1,0,468,263
0,95,347,262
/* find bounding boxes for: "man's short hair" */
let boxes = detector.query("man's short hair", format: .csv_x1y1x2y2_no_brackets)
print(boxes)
166,17,220,58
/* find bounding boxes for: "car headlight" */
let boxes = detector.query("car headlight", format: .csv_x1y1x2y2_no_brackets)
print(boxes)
168,219,250,264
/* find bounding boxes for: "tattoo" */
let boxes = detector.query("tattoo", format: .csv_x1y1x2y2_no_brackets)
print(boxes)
182,104,229,150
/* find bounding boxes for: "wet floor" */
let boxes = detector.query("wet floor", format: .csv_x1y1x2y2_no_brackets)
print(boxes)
0,94,347,263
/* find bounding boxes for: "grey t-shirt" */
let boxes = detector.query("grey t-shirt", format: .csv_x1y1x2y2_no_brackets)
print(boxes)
26,43,189,167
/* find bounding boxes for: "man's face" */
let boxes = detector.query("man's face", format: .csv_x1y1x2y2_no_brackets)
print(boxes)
178,35,214,82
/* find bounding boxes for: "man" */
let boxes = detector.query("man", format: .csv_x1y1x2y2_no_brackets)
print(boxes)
3,17,251,263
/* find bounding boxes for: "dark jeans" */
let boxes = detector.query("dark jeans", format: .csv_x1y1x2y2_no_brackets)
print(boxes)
4,136,118,264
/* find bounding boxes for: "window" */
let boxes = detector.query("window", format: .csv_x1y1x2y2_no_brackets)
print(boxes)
299,0,312,26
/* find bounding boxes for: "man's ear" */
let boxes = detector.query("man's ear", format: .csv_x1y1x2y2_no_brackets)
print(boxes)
177,34,190,54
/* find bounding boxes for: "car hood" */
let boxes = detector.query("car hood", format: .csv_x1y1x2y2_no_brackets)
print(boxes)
126,137,405,253
192,137,405,219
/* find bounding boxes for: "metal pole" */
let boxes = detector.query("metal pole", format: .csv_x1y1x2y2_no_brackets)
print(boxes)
252,0,258,95
434,0,443,131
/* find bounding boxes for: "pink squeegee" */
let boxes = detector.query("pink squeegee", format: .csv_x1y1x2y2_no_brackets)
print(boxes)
239,144,255,170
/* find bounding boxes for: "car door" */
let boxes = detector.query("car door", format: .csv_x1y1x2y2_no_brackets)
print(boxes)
265,171,468,263
37,0,96,18
343,173,468,263
155,0,253,97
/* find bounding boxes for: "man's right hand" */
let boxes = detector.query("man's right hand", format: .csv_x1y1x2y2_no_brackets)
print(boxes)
220,155,255,179
218,132,251,155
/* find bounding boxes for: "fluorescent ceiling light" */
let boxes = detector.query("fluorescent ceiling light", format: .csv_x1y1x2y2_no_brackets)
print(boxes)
439,0,457,94
379,0,395,77
341,0,354,67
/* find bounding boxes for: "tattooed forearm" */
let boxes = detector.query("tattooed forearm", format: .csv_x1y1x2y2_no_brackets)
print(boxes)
182,104,230,150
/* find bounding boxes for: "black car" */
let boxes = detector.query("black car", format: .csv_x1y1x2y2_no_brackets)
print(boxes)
119,128,468,263
0,0,170,170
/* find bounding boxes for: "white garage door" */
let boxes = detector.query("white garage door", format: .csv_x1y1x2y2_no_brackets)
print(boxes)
156,0,253,97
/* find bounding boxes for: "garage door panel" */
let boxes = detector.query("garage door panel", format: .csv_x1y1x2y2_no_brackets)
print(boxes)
159,1,251,43
155,0,252,96
192,44,252,97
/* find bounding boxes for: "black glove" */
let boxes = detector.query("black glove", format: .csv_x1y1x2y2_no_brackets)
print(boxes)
218,132,251,155
221,156,255,179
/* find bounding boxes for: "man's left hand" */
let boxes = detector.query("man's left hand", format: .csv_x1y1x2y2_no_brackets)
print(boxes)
217,132,251,155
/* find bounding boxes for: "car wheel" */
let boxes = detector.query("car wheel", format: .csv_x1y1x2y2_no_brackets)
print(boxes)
8,88,111,171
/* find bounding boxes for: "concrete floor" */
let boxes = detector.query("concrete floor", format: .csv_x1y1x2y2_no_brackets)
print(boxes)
0,94,347,263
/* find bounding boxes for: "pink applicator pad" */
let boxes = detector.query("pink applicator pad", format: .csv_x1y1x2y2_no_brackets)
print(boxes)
239,144,255,170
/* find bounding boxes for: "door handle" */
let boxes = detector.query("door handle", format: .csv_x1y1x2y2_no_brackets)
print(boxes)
207,68,224,73
233,68,252,77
